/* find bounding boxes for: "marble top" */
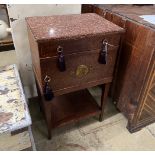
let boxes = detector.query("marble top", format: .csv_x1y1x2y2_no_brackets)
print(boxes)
26,13,124,42
0,64,31,133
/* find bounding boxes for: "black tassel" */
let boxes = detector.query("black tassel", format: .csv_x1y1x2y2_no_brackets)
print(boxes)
57,46,66,72
44,76,54,101
98,41,108,64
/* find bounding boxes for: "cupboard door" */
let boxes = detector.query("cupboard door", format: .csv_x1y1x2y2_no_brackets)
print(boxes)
127,51,155,132
85,5,155,132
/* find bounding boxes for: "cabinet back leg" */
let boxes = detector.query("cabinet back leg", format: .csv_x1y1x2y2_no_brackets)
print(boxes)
99,83,110,122
47,124,52,140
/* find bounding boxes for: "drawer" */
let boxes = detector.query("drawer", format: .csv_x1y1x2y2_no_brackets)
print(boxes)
40,48,118,95
38,34,120,58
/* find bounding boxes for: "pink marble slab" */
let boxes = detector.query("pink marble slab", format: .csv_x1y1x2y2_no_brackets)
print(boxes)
26,13,124,42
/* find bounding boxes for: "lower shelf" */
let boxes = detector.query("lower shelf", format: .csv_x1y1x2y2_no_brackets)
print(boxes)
44,89,101,128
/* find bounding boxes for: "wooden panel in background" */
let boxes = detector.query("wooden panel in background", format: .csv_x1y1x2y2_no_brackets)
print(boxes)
81,4,155,132
81,4,94,13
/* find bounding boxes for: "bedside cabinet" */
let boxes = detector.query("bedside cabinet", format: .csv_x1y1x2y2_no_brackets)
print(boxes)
26,13,124,139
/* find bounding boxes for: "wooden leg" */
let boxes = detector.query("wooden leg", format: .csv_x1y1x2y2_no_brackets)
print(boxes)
46,117,52,140
44,101,53,140
99,83,110,122
35,79,52,140
35,79,42,112
43,105,52,140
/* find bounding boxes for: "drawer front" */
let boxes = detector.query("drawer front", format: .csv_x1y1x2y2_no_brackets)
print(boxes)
38,34,120,58
40,48,118,95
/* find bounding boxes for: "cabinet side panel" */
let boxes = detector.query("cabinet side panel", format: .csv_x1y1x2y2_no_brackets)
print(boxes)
89,5,155,130
27,27,42,86
127,50,155,132
117,21,154,120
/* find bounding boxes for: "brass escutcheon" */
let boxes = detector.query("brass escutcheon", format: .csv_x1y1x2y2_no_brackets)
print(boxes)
76,65,89,78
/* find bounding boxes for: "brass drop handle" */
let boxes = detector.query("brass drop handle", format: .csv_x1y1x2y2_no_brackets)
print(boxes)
57,46,66,72
98,39,118,64
98,39,108,64
43,75,54,101
44,75,51,83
